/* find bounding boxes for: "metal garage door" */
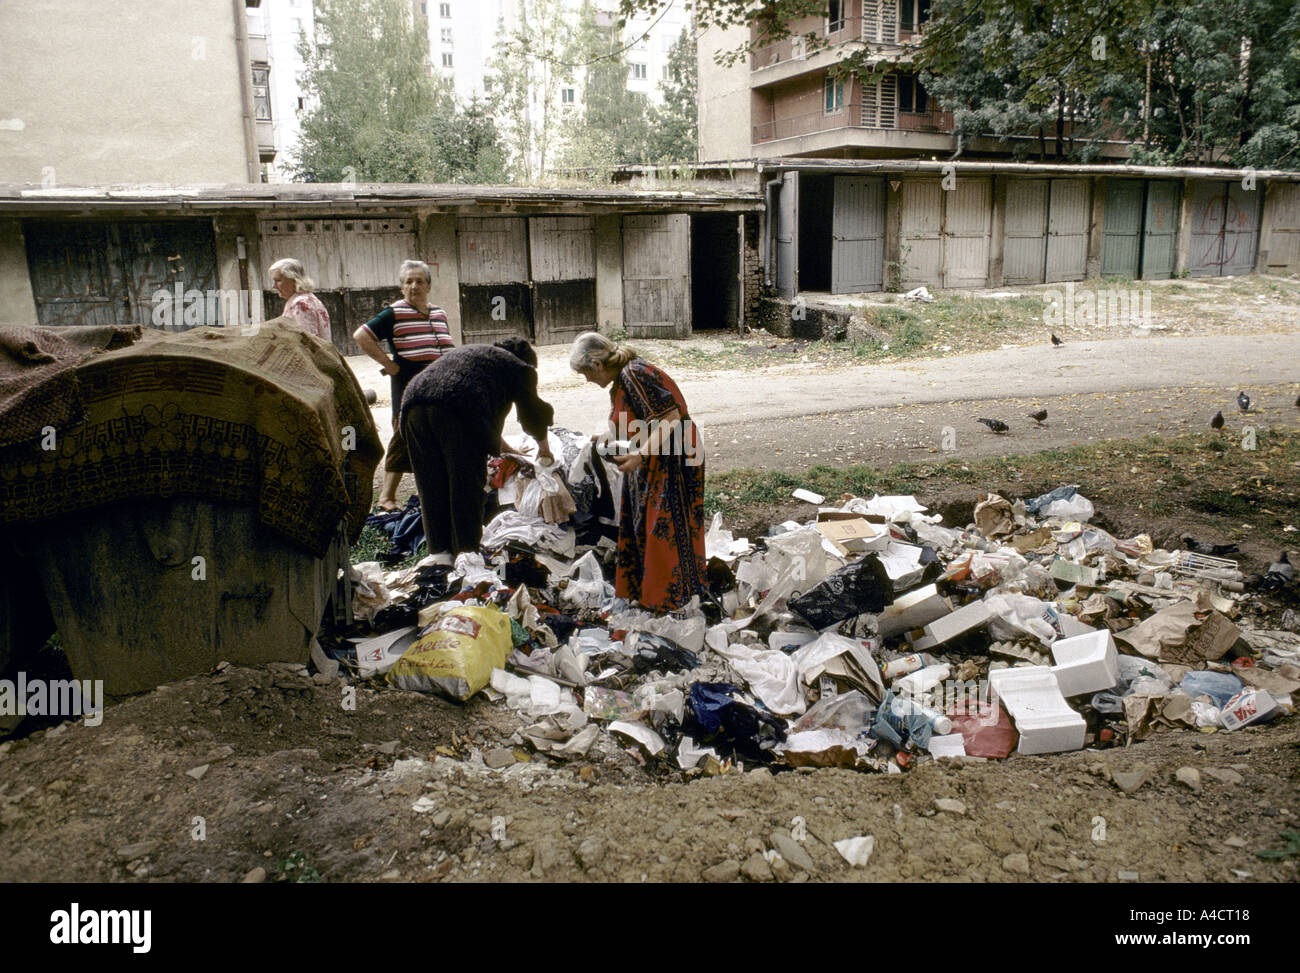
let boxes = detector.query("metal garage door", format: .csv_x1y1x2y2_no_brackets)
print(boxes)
25,219,219,329
1004,179,1048,285
622,214,691,338
457,217,531,344
1101,181,1143,278
1264,183,1300,273
1045,179,1089,282
831,175,884,293
528,216,597,346
775,171,799,299
943,178,990,288
900,179,942,289
1141,181,1178,280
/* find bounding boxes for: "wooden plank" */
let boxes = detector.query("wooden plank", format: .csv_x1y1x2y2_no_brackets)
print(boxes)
900,178,942,288
1003,179,1048,285
1140,180,1178,280
457,216,528,285
528,216,595,282
622,213,691,338
1045,179,1089,283
943,177,991,288
831,175,884,293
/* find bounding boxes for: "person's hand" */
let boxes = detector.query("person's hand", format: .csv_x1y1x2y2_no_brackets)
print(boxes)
536,447,555,468
382,360,400,377
613,452,643,473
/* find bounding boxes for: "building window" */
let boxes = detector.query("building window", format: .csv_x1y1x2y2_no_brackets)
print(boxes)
442,52,454,67
898,75,929,113
631,62,647,80
441,27,453,44
824,75,844,112
561,87,575,104
252,66,272,120
827,0,846,33
439,2,450,17
297,97,305,111
419,1,428,15
901,0,932,31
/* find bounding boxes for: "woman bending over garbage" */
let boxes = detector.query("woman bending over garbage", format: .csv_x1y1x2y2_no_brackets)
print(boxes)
569,331,706,613
401,337,554,561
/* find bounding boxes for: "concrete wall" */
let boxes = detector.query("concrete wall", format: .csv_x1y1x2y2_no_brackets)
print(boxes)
0,1,254,185
595,215,624,334
696,24,753,161
0,221,37,327
416,213,462,345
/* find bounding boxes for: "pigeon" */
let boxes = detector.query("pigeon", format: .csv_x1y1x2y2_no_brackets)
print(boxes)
1237,391,1251,413
1256,552,1295,593
1027,409,1048,425
976,417,1009,434
1210,411,1224,430
1181,536,1239,557
1050,333,1063,346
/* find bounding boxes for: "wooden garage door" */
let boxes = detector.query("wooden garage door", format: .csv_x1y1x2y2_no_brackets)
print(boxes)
831,175,884,293
457,217,530,344
1101,181,1143,278
1045,179,1089,283
1003,179,1048,285
1141,181,1179,280
943,178,991,289
1264,183,1300,273
528,216,596,346
622,214,691,338
900,179,942,289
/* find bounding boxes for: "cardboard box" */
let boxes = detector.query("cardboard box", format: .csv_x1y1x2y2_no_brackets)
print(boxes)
815,515,890,555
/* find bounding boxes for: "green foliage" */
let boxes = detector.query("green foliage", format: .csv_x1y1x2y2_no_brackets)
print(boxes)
646,27,699,164
291,0,508,182
275,851,322,883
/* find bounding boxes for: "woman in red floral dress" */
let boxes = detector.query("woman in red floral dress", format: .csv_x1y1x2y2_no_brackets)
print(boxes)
569,332,706,612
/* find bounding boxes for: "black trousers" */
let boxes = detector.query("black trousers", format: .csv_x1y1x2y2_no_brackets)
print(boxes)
402,402,488,555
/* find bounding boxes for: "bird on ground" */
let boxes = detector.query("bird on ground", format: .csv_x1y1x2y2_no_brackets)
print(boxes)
1027,409,1048,425
1210,410,1224,430
1256,552,1295,593
1050,333,1063,346
1181,536,1239,556
976,417,1009,434
1238,391,1251,413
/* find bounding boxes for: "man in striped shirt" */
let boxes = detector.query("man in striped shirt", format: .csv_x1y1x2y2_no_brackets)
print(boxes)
353,259,456,511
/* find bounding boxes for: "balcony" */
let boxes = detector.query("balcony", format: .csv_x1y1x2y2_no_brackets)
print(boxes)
753,106,952,144
750,15,924,83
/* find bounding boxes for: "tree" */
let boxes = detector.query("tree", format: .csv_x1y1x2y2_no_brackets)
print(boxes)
290,0,509,182
487,0,580,181
646,26,699,164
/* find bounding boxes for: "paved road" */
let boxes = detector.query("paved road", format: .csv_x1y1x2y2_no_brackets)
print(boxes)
349,331,1300,474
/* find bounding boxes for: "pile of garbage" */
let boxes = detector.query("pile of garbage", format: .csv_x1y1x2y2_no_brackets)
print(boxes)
340,437,1299,774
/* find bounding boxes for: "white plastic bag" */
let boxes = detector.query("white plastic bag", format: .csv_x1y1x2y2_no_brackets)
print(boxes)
561,550,608,608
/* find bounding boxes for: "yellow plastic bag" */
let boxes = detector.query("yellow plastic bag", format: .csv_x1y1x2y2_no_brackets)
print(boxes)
389,604,513,701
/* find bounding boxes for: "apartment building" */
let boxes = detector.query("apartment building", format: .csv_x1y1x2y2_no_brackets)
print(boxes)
698,0,1125,162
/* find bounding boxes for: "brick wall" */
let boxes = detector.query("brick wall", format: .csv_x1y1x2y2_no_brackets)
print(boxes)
742,213,763,329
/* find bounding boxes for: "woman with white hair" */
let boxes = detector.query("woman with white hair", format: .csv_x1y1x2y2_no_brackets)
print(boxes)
569,331,706,613
269,257,331,341
353,259,455,511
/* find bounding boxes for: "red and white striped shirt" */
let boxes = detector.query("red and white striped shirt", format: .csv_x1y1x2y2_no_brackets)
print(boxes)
360,299,454,364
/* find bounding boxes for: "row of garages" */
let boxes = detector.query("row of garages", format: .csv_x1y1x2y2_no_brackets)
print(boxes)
0,185,756,349
768,163,1300,298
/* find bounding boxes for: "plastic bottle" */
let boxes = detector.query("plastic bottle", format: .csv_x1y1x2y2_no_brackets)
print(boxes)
891,696,954,735
883,654,925,681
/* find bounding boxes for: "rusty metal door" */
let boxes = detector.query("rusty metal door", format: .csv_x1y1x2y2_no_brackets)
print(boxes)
25,219,219,329
942,177,991,288
1140,180,1178,280
1188,181,1228,277
900,178,942,288
1045,179,1088,282
831,175,884,293
1101,181,1142,278
457,217,531,344
775,171,799,299
528,216,597,346
622,214,691,338
1003,179,1048,285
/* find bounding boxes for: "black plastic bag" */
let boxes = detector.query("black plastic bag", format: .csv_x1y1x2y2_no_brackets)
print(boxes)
683,682,786,764
631,633,699,674
790,554,894,629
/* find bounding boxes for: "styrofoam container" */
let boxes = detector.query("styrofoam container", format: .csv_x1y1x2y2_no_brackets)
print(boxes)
1050,629,1120,697
876,584,952,639
988,666,1086,755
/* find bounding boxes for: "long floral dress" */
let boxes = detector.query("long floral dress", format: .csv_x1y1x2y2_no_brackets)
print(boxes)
609,358,707,612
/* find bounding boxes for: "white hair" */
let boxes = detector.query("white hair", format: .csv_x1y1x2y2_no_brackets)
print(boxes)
399,259,432,285
569,331,637,373
268,257,314,293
